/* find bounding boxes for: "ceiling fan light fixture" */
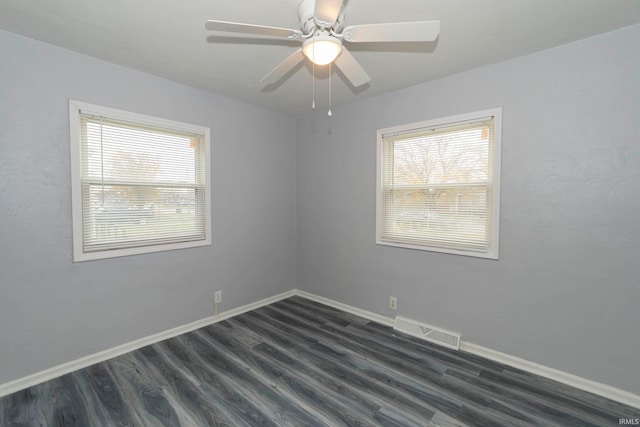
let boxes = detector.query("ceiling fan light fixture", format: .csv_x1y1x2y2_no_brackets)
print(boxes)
303,33,342,65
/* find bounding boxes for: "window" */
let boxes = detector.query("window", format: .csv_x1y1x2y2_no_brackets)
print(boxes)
376,108,501,259
69,100,211,261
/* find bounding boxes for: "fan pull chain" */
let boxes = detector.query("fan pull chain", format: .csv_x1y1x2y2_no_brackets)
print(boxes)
100,115,105,206
312,44,316,109
328,62,332,117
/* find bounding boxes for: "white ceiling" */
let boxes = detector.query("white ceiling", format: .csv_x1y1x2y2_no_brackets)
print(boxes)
1,0,639,115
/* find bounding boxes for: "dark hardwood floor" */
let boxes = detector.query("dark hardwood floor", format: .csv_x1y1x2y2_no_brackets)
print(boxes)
1,296,639,426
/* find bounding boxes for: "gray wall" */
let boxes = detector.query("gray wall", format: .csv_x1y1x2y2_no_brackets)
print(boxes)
297,24,640,393
0,29,297,384
2,22,639,396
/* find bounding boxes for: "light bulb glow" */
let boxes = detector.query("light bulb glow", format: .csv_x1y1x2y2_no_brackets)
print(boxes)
303,34,342,65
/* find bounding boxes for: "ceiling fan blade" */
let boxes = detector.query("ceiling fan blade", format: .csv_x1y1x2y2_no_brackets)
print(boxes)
314,0,344,26
334,48,370,87
260,48,305,85
343,21,440,43
206,20,303,39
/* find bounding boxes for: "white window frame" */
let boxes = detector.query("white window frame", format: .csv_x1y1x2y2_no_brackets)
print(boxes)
69,100,212,262
376,108,502,259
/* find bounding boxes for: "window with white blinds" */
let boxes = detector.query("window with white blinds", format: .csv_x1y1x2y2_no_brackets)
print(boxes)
376,108,501,259
69,100,211,261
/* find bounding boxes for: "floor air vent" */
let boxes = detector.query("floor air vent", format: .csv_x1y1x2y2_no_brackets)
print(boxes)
393,316,461,350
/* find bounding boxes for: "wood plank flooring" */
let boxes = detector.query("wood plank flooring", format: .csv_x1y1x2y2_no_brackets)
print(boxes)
1,296,639,426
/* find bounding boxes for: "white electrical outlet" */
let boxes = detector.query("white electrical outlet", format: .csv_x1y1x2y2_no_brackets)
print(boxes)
389,296,397,310
214,290,222,303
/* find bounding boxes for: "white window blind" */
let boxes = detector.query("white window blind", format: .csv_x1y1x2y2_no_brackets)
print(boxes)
376,109,501,258
70,101,211,261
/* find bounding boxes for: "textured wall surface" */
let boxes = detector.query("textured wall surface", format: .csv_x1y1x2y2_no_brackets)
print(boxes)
0,29,297,384
296,24,640,393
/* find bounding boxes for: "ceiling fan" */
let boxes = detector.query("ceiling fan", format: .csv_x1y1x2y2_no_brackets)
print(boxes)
205,0,440,89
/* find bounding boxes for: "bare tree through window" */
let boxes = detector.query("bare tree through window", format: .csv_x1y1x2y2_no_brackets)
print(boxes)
377,110,501,258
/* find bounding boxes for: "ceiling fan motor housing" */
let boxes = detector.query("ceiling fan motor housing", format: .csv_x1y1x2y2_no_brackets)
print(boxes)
297,0,344,33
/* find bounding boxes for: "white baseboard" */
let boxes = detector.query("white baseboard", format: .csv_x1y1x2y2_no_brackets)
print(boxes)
2,288,639,410
459,342,640,409
295,290,395,327
0,289,296,398
294,291,640,409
